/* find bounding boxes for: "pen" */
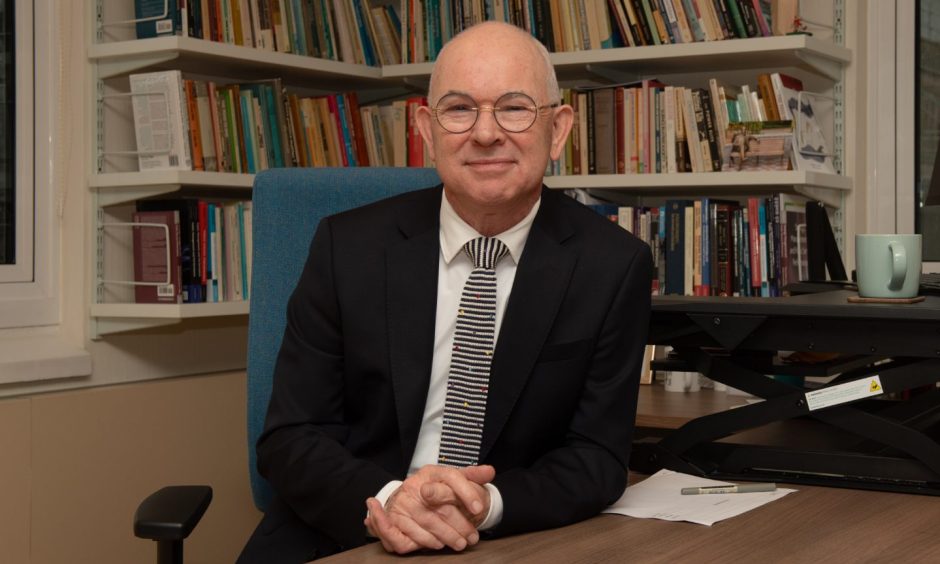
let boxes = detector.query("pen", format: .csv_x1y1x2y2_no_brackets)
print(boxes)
681,483,777,495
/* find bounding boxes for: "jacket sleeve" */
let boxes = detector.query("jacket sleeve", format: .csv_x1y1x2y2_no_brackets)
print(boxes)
489,243,653,536
256,218,395,549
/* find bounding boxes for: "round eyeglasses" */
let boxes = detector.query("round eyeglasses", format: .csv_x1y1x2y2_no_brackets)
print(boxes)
431,92,560,134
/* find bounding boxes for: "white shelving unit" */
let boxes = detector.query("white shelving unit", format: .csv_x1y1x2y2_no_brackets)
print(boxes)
384,34,851,82
90,301,249,335
90,1,851,337
545,171,851,208
89,36,387,89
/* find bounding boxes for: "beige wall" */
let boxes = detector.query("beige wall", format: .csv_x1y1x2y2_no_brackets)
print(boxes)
0,371,262,564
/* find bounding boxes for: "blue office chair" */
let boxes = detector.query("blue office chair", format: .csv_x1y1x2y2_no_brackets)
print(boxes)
246,166,441,509
133,167,441,564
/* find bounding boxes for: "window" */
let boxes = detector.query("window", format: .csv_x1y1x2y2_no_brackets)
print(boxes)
917,0,940,263
0,0,58,328
0,0,22,273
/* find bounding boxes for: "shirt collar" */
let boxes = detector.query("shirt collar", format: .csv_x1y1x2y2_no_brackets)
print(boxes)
439,191,540,265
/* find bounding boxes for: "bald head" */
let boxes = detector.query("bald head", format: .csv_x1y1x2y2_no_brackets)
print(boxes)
427,22,560,106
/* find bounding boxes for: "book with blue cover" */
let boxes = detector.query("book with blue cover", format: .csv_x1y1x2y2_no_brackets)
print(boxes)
135,0,181,38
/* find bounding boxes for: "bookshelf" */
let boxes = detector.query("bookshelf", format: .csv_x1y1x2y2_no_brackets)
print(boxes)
90,1,851,337
89,35,387,89
384,34,850,82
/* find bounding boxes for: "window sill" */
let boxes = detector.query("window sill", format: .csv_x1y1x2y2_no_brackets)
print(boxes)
0,331,91,385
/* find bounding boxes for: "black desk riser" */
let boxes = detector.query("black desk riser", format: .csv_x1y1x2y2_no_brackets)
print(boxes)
633,290,940,495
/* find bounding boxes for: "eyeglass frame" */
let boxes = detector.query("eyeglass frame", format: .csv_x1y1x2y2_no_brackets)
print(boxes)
430,92,562,134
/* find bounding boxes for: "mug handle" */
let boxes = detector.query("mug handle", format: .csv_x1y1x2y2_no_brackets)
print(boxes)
888,241,907,291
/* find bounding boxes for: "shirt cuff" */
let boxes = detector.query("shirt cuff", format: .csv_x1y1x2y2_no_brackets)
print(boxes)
477,483,503,530
376,480,404,508
366,481,404,538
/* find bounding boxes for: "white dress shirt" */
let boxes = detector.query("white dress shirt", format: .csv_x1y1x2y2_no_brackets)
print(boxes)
375,191,540,531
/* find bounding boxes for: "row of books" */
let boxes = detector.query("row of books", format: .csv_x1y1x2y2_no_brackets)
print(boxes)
127,68,830,176
135,0,404,66
589,192,811,297
403,0,794,62
552,71,834,177
133,0,799,63
128,70,431,173
132,198,253,304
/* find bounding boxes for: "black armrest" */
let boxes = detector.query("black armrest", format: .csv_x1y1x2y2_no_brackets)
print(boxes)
134,485,213,541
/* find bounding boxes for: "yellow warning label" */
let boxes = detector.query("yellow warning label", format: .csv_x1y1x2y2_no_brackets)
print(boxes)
805,375,884,411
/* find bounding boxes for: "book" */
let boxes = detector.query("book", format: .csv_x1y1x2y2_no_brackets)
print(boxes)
684,204,694,295
193,81,219,171
770,72,803,120
132,209,183,304
756,73,781,121
135,0,181,38
137,199,204,303
129,70,193,171
771,0,799,36
693,200,704,295
406,96,426,167
182,80,204,171
592,88,617,174
713,200,741,296
679,87,703,172
697,88,724,171
757,197,770,296
665,199,694,295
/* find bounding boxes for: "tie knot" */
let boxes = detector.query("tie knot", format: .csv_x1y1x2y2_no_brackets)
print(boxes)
463,237,509,270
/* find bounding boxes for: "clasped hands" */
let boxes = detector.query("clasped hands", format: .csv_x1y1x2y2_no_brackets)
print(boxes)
364,464,495,554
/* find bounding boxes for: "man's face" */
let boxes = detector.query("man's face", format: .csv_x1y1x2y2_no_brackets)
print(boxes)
416,29,572,214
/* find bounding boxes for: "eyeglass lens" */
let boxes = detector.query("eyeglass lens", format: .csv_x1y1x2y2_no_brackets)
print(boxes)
435,93,542,133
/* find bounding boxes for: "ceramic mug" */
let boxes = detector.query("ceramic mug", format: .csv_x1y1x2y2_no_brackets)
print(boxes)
855,234,922,299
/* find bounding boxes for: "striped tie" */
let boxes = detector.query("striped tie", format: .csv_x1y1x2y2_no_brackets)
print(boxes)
438,237,509,467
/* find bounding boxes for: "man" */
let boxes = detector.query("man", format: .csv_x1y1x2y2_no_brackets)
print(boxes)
239,21,652,562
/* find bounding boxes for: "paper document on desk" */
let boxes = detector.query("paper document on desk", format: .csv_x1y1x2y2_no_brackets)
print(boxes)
603,469,796,526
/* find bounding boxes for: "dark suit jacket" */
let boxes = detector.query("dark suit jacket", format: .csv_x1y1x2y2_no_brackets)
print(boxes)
255,185,653,555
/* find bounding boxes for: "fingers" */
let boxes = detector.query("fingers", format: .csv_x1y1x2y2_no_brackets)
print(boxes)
370,493,477,553
461,464,496,485
386,487,475,551
421,481,459,505
419,466,489,516
365,498,421,555
434,503,481,544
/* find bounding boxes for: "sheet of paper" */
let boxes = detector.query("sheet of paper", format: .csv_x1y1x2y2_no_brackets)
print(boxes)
603,469,796,526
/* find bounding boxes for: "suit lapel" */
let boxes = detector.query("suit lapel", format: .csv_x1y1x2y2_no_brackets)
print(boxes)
480,190,577,460
386,188,442,465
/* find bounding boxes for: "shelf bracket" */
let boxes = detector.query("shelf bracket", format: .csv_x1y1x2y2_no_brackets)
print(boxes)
793,51,842,82
583,64,633,85
97,184,184,207
97,52,181,80
793,184,842,209
91,317,180,339
401,76,430,94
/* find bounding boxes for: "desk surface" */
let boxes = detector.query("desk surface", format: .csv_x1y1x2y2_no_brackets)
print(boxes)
323,483,940,563
650,290,940,358
653,290,940,320
636,384,744,430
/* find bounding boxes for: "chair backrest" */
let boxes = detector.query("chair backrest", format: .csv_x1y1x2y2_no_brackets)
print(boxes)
247,167,441,510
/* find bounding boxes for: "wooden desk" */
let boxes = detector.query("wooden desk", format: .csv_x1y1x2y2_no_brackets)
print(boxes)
322,483,940,563
636,384,744,430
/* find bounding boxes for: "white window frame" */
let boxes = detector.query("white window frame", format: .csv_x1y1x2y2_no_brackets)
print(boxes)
0,0,58,327
896,0,917,235
890,0,939,271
